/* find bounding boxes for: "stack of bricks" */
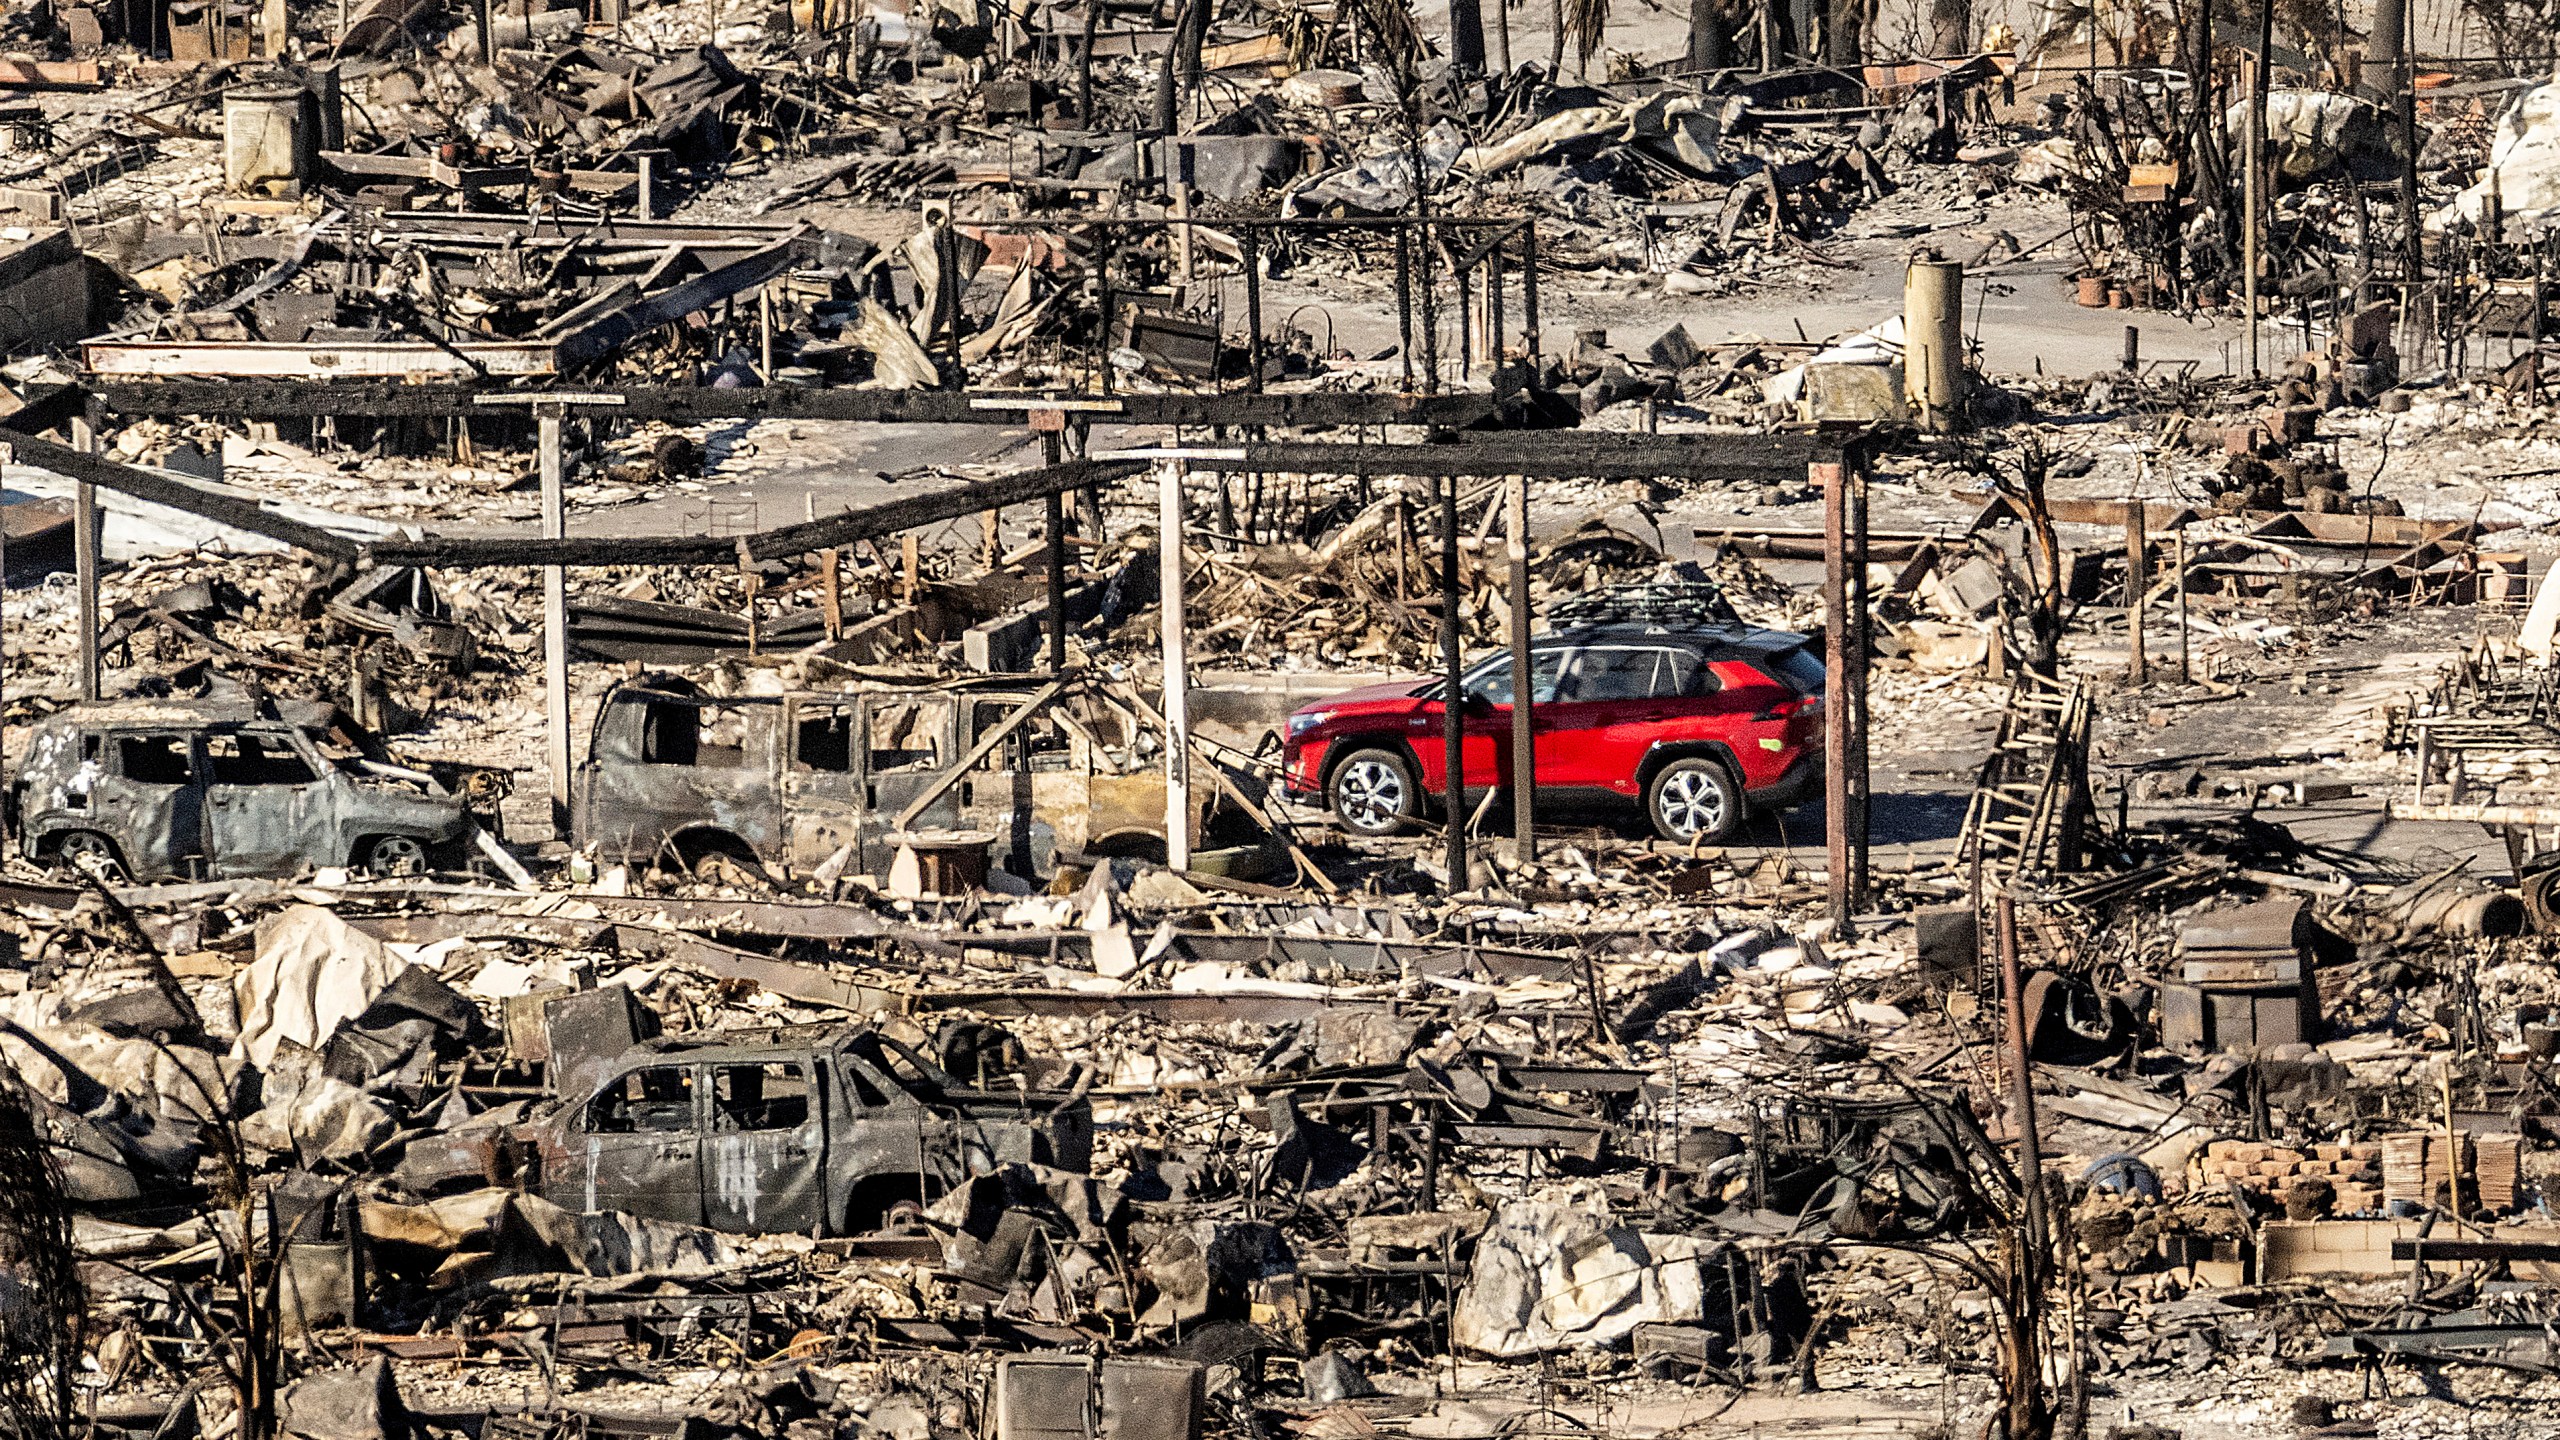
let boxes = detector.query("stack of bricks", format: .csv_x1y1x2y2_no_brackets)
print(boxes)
2381,1131,2521,1212
2197,1140,2386,1215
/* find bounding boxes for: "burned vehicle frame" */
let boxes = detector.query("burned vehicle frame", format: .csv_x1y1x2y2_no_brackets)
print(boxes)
573,672,1267,881
509,1023,1095,1235
6,696,508,882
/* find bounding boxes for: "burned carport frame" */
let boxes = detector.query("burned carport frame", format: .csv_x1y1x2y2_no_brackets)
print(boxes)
5,382,1878,904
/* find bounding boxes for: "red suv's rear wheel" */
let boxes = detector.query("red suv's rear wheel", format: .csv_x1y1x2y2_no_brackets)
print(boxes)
1647,758,1743,843
1328,747,1424,836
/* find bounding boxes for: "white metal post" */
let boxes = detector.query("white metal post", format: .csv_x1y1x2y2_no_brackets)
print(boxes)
71,416,97,703
1158,456,1191,872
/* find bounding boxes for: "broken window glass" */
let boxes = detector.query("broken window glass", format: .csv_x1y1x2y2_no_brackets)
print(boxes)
795,709,856,773
868,697,950,774
587,1067,696,1133
205,733,318,787
710,1062,811,1131
117,734,192,786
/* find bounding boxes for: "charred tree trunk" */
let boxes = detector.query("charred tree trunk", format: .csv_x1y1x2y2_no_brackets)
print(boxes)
1450,0,1486,70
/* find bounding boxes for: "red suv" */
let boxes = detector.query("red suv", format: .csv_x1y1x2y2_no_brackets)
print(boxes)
1280,623,1826,843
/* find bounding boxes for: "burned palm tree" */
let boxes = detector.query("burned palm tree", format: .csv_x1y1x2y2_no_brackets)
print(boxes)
0,1075,84,1440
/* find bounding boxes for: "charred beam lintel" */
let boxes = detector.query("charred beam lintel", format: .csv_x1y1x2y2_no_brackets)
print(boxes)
364,458,1146,569
1180,432,1845,482
86,381,1497,430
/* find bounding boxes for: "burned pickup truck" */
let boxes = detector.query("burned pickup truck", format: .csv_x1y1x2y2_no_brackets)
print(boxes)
574,673,1267,882
510,1024,1093,1234
8,696,508,882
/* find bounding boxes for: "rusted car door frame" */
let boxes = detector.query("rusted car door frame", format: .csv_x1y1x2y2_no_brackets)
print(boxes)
574,686,784,868
202,723,335,877
778,693,866,876
546,1060,710,1225
84,726,209,881
699,1051,829,1234
853,690,964,876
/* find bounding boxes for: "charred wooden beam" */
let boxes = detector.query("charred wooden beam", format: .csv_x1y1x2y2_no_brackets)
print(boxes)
87,381,1496,430
364,458,1147,569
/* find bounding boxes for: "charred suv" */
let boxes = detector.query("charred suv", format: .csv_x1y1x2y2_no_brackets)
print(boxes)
7,697,506,882
574,672,1265,881
510,1025,1094,1235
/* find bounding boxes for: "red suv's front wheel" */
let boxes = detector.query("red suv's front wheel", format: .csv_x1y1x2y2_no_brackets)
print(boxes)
1647,758,1743,844
1328,747,1424,836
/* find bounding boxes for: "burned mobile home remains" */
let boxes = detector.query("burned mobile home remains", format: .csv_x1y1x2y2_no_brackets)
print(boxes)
12,3,2560,1440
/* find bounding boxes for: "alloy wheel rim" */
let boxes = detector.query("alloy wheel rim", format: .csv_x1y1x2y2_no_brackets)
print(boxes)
1337,760,1405,829
1660,771,1726,838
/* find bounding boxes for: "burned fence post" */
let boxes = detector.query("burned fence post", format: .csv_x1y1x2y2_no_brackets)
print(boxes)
1158,456,1193,872
1043,422,1069,673
1818,454,1867,927
2176,524,2191,682
2126,501,2147,686
70,409,97,704
1507,470,1534,862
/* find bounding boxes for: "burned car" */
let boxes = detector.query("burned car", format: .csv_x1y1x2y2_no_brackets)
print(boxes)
510,1024,1093,1234
7,697,507,882
574,673,1266,881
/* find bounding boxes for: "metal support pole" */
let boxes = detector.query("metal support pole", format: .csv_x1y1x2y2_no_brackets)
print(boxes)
1044,428,1068,673
1441,469,1466,891
1243,227,1265,393
2176,527,2192,682
2244,46,2266,375
1820,456,1854,929
71,415,97,703
1520,222,1541,366
1394,229,1415,390
1158,458,1192,872
2125,503,2148,685
937,221,963,390
540,404,571,838
1848,461,1869,910
1507,472,1534,861
2398,0,2421,305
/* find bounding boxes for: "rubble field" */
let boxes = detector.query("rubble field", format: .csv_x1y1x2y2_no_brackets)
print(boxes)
8,1,2560,1439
